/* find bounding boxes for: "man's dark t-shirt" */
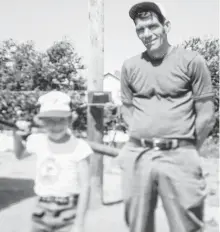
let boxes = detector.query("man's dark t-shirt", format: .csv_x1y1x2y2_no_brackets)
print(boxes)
121,46,214,140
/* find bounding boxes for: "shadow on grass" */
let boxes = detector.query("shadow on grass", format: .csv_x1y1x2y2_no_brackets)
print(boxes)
0,178,35,210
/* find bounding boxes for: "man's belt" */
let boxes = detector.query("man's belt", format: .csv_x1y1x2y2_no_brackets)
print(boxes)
129,137,195,150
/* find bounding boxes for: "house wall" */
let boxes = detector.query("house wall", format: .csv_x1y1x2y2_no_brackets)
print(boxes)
103,73,121,105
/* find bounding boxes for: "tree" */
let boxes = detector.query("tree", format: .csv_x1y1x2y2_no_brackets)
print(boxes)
0,39,88,131
181,37,219,139
0,39,39,90
34,40,86,91
0,39,86,91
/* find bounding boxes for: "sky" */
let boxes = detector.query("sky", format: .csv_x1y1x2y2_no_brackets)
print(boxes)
0,0,219,74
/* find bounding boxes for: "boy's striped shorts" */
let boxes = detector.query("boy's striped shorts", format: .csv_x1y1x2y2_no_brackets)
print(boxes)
31,194,79,232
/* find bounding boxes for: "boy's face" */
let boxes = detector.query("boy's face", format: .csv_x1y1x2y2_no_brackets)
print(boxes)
40,117,71,140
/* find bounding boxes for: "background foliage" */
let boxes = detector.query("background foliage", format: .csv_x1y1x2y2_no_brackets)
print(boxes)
182,37,219,140
0,37,219,139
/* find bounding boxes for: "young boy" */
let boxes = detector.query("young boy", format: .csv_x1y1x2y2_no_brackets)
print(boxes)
13,91,93,232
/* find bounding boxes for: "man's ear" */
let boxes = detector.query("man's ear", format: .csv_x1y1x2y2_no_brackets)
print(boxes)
164,20,171,34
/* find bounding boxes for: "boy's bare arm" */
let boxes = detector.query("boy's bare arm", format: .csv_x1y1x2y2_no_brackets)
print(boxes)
13,121,32,160
73,157,91,231
13,130,32,159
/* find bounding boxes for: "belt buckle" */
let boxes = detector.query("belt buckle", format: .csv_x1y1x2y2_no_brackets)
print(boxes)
152,138,161,150
140,138,147,147
56,197,69,205
153,139,179,150
41,196,52,203
171,139,178,149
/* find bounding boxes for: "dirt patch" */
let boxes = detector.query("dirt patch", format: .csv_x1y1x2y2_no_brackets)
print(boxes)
0,151,219,232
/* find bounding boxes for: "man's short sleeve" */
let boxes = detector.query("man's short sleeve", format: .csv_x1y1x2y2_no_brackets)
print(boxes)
121,62,133,105
188,54,214,100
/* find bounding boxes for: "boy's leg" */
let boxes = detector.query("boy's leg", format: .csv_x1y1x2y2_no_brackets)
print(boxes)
31,199,50,232
31,197,77,232
53,210,76,232
54,224,74,232
155,146,207,232
52,197,77,232
31,222,50,232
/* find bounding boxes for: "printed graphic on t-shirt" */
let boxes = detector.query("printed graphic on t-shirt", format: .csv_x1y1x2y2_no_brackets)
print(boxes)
38,157,61,186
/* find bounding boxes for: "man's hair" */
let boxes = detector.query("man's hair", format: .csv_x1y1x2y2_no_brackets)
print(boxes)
134,11,166,25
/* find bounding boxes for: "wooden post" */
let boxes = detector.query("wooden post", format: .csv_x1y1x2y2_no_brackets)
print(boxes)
88,0,104,208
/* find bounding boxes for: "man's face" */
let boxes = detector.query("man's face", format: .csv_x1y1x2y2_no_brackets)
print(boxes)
135,13,168,53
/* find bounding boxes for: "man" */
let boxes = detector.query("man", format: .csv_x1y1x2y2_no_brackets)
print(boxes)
119,2,215,232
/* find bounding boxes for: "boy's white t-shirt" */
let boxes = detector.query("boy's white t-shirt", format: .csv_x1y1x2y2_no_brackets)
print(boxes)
26,133,93,197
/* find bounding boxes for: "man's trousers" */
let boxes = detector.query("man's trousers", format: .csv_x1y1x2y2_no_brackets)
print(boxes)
118,141,207,232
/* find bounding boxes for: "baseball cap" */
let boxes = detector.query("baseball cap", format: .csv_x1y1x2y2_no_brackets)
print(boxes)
129,2,167,21
37,91,72,118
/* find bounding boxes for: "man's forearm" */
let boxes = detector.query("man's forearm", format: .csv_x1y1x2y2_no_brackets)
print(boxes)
195,116,215,149
194,99,215,150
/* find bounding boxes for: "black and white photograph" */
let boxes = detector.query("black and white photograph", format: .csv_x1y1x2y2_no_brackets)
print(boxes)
0,0,219,232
